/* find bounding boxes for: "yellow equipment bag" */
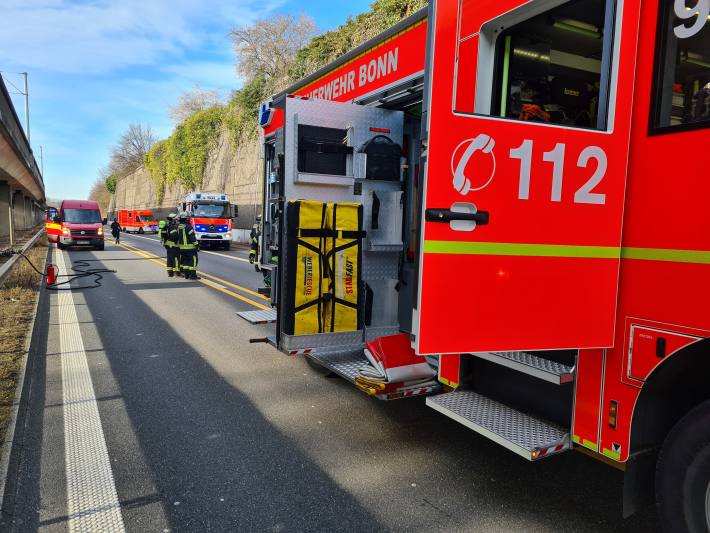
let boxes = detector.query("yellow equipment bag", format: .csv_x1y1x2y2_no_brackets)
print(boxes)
323,202,363,333
284,200,328,335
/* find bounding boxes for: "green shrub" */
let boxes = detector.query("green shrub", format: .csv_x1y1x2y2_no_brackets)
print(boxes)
145,107,224,191
104,174,118,194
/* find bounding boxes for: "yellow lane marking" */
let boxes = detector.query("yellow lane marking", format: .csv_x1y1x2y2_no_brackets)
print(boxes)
126,233,251,264
199,249,250,263
116,242,270,310
119,241,269,301
198,279,271,311
122,237,267,300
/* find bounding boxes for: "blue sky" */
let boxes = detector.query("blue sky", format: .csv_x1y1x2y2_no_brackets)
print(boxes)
0,0,373,200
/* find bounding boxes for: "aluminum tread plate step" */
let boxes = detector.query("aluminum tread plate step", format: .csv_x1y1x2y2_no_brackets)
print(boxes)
309,351,366,383
308,351,440,400
426,391,570,461
473,351,575,385
236,309,277,324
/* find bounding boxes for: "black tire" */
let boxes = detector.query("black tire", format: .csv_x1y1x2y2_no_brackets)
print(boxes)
656,399,710,533
138,227,144,234
95,243,105,251
57,242,65,250
223,242,231,251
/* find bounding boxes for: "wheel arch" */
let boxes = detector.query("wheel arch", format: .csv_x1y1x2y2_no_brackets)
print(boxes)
623,338,710,517
630,338,710,453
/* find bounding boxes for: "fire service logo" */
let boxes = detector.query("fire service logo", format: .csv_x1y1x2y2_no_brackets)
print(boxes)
303,256,314,296
344,258,354,295
451,133,496,195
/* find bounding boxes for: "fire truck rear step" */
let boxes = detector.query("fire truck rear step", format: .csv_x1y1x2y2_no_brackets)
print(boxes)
471,351,575,385
236,309,277,324
426,391,571,461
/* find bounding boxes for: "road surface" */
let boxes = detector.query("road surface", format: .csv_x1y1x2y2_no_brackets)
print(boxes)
1,238,660,532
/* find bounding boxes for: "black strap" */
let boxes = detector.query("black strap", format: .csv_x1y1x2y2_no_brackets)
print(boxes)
299,228,334,238
372,192,380,230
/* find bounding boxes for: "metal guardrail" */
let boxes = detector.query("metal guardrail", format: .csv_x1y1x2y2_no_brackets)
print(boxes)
0,77,43,190
0,227,44,287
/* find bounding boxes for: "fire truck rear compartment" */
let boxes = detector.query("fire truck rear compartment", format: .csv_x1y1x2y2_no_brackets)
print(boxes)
265,94,431,398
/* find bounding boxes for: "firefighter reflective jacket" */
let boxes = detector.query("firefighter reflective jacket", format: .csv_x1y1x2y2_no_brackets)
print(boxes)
158,220,167,243
177,222,197,250
165,222,179,247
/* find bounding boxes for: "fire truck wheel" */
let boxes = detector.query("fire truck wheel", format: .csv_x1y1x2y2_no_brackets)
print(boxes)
656,399,710,533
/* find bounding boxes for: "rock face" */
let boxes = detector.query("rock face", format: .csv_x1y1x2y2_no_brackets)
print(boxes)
110,128,262,231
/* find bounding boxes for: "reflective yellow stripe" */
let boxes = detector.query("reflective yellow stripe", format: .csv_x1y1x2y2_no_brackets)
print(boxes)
602,447,621,461
582,439,598,452
423,241,620,259
621,247,710,265
46,223,62,231
424,241,710,265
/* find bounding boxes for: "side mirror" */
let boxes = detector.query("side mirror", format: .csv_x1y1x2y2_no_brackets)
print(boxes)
232,204,239,218
53,215,61,223
102,218,108,225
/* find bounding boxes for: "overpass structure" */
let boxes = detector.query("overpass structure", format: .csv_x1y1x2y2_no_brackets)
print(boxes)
0,75,45,246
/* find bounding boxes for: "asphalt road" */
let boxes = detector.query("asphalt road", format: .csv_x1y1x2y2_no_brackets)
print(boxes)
1,238,660,532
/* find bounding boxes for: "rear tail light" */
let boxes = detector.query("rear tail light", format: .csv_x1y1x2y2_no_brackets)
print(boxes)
608,400,618,429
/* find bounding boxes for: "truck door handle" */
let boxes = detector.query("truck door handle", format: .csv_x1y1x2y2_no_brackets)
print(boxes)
425,208,489,225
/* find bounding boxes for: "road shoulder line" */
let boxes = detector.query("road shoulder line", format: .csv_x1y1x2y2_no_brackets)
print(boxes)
56,250,126,532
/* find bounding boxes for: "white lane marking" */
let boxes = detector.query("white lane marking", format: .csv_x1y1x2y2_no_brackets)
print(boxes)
199,249,250,263
56,250,126,533
126,233,251,263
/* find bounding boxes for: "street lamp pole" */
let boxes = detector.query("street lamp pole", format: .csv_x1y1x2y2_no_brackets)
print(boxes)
20,72,29,143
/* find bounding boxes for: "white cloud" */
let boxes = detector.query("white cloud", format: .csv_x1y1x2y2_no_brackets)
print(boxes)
0,0,284,74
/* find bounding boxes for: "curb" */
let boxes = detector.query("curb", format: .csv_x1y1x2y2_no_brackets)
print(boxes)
0,239,49,512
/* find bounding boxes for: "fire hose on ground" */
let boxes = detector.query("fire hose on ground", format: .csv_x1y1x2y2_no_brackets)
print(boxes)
0,248,115,290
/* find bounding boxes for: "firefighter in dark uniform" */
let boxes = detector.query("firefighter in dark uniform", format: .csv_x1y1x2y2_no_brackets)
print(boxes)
249,214,261,271
163,214,180,277
177,212,199,280
158,218,169,275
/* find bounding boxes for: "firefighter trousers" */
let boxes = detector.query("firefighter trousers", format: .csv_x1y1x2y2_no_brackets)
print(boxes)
166,246,180,273
180,248,198,277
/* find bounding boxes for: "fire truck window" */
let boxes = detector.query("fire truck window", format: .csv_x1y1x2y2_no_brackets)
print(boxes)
491,0,611,130
652,1,710,131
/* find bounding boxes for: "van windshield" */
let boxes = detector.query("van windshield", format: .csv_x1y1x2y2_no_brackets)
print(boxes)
192,203,229,218
63,208,102,224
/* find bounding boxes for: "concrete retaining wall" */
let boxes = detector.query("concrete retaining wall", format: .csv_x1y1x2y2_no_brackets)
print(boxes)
111,129,262,233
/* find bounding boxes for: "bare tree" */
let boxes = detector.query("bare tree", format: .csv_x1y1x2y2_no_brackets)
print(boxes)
230,15,316,81
88,177,111,215
169,86,223,124
110,123,156,175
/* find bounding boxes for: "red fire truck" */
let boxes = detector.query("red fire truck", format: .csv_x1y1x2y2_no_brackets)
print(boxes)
118,209,158,234
177,192,235,250
256,1,710,529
